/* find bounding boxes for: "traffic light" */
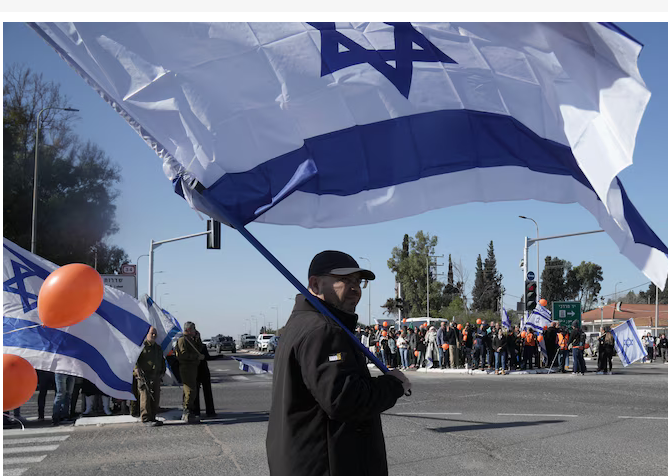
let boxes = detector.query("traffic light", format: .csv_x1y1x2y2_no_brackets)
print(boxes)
396,298,404,310
207,219,221,249
525,280,537,312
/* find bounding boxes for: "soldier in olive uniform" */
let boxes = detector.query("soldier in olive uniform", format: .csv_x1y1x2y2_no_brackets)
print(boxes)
135,326,166,426
176,321,204,423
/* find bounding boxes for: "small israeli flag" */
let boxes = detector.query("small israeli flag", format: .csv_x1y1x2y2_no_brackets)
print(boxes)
611,319,647,367
502,307,511,329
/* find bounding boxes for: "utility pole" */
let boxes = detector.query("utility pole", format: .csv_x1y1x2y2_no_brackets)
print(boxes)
427,253,444,319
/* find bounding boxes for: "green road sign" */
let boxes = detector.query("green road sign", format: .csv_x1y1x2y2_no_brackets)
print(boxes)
552,301,581,328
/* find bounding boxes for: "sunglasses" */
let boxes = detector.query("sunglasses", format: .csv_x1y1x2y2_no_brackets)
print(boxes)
327,275,368,289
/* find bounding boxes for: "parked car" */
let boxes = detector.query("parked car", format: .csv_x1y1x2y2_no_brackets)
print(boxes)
268,335,280,353
256,334,275,352
218,336,236,353
241,334,257,349
203,338,212,349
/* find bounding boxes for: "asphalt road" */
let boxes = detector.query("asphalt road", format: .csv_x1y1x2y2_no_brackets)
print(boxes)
4,351,667,476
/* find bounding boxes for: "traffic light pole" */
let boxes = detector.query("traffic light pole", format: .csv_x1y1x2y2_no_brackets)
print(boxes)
522,229,604,320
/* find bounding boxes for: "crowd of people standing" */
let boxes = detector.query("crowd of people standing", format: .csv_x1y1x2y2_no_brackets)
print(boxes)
355,319,668,375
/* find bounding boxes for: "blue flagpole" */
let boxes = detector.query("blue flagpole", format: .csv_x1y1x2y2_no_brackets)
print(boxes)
213,211,390,375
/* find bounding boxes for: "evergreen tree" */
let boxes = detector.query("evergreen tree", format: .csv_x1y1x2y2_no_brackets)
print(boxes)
447,254,454,285
483,241,503,312
471,254,486,311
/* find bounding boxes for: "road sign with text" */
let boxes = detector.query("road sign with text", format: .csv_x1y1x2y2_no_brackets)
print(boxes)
552,301,581,328
102,275,137,299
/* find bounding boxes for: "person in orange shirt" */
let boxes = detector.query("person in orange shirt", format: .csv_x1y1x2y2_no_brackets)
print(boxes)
523,328,537,370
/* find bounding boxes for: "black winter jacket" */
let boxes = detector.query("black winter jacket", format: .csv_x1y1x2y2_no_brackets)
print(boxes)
266,295,405,476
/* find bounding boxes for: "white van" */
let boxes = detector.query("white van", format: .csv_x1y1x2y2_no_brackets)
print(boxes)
256,334,275,351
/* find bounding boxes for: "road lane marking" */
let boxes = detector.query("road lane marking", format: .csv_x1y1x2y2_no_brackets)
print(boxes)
4,445,60,454
618,416,668,420
4,427,73,437
231,375,250,381
3,455,48,465
497,413,578,418
390,412,463,416
3,468,28,476
3,436,70,445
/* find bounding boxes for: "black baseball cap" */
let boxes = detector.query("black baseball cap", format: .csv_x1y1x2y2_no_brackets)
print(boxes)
308,251,375,280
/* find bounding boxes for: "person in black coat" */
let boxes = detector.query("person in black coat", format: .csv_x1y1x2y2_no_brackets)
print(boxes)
193,331,216,417
267,251,410,476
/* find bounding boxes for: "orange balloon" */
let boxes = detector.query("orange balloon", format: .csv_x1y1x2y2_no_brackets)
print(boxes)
414,350,419,357
463,335,468,341
585,343,590,349
442,343,449,350
3,354,38,411
537,335,544,342
375,325,379,330
539,299,548,307
402,318,407,323
457,324,462,330
382,330,388,337
383,321,388,327
38,264,104,328
476,319,482,325
521,331,527,338
543,326,548,331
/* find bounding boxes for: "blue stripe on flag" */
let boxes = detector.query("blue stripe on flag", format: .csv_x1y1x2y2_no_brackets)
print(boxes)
3,317,131,393
627,320,644,351
96,301,151,346
612,325,631,366
3,244,151,345
204,109,594,224
160,326,180,352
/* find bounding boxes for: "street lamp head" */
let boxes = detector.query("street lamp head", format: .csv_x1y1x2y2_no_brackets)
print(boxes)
63,108,80,112
519,215,527,219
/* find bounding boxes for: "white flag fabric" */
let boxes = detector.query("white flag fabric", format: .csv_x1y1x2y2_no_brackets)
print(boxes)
611,319,647,367
502,307,511,329
29,22,668,289
140,295,182,356
3,238,151,400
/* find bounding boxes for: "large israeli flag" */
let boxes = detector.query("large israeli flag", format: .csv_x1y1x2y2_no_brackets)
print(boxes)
29,22,668,289
611,319,647,367
3,238,152,400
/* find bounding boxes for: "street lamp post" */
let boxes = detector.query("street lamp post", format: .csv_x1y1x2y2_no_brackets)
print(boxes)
270,305,279,332
154,282,166,300
519,216,540,292
32,106,79,253
359,257,372,326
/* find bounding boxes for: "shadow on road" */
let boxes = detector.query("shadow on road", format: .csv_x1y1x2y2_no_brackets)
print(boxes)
200,411,269,426
429,419,564,433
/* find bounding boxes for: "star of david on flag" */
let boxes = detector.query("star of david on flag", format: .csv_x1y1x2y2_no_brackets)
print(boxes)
611,319,647,367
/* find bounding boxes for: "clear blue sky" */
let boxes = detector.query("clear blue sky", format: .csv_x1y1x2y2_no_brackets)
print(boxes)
3,22,667,339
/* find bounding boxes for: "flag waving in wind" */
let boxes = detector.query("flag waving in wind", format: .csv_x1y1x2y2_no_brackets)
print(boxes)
28,22,668,290
523,303,552,358
611,319,647,367
141,295,182,356
3,238,152,400
502,307,511,330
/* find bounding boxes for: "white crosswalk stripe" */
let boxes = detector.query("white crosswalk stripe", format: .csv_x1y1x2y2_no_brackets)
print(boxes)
3,455,48,465
3,468,29,476
3,435,70,445
3,428,71,474
4,444,60,454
